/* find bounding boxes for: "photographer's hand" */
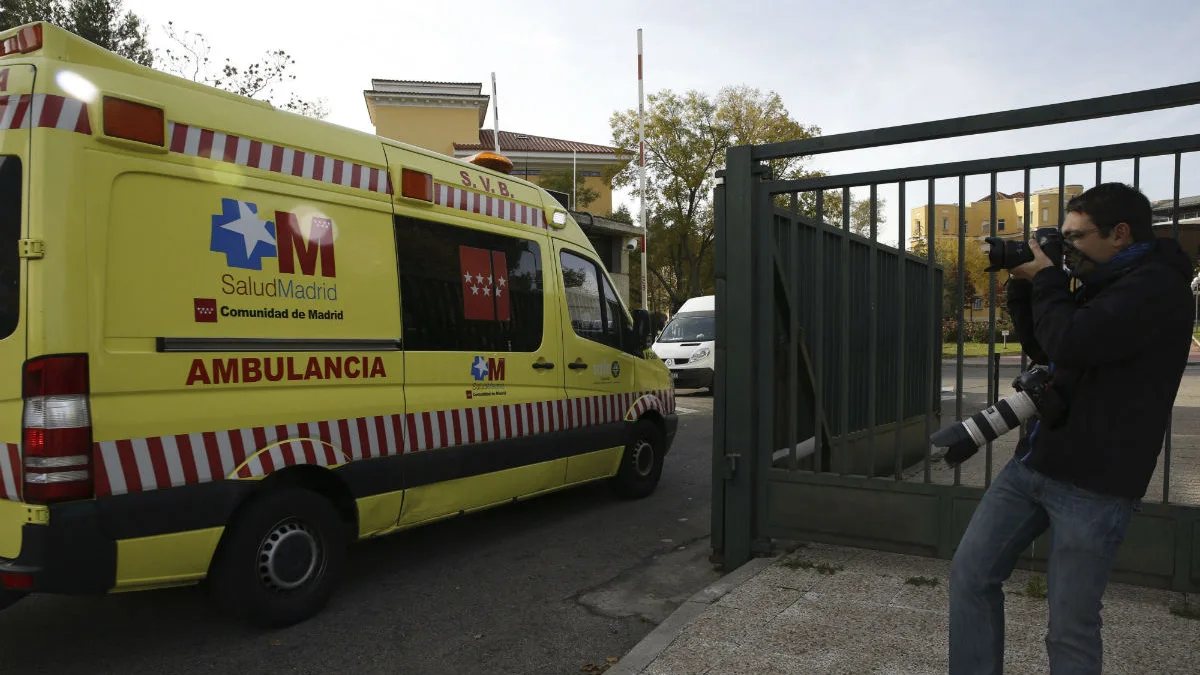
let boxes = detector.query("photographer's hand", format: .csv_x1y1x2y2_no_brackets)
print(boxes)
1010,237,1054,281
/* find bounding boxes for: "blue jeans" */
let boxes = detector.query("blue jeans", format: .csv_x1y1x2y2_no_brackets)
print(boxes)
949,457,1134,674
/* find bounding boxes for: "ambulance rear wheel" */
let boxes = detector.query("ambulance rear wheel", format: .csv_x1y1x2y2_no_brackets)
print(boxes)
611,419,665,499
209,487,348,628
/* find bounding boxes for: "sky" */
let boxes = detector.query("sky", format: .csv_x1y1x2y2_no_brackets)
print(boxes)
121,0,1200,248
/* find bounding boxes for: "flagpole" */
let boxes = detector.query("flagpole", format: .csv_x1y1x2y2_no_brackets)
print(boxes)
637,28,648,311
491,72,500,153
572,150,577,210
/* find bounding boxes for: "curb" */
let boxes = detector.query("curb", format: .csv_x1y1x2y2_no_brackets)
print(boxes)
605,555,778,675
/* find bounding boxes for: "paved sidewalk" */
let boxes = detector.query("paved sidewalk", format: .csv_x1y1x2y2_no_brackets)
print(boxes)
609,543,1200,675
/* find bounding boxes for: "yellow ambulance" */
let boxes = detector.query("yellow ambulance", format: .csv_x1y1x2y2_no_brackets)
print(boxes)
0,22,677,626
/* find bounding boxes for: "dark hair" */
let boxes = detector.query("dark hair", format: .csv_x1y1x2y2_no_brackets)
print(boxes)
1065,182,1154,242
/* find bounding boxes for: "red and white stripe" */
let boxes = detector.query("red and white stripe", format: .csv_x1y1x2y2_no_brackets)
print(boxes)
0,443,20,501
86,389,675,499
235,439,348,479
167,122,393,196
0,93,92,134
434,183,546,229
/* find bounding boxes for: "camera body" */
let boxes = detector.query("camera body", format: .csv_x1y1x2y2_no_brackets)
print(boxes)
981,226,1064,272
930,365,1064,467
624,237,640,252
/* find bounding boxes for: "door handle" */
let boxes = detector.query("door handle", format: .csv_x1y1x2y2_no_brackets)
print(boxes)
568,361,588,370
532,361,555,370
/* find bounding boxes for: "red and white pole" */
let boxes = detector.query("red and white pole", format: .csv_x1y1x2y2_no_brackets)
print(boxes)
637,28,648,311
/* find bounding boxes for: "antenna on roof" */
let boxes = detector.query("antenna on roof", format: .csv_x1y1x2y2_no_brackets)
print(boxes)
491,72,500,153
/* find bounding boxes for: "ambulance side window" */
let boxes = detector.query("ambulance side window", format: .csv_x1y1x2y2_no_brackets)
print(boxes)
0,157,20,340
560,250,620,350
394,216,544,352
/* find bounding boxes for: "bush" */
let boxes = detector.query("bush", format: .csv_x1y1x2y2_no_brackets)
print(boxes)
942,318,1012,343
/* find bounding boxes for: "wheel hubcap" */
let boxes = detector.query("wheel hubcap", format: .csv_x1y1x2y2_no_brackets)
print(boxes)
632,439,655,477
258,519,320,592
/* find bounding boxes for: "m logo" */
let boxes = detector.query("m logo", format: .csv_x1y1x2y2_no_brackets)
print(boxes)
471,356,506,382
210,198,337,278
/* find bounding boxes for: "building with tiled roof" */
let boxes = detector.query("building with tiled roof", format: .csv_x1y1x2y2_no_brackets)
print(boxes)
909,184,1084,253
364,79,638,303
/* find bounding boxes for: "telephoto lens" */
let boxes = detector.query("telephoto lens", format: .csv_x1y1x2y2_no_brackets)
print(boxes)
930,391,1040,467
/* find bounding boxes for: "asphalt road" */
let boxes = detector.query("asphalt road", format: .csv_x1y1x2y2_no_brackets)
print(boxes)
0,392,718,675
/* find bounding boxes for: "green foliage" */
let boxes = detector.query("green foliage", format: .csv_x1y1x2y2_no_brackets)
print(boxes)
610,85,884,312
0,0,152,66
535,167,598,209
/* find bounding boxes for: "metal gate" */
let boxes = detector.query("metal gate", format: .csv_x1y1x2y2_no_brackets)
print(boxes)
712,81,1200,593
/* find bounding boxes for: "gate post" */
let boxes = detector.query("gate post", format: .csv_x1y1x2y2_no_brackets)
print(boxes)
713,145,760,570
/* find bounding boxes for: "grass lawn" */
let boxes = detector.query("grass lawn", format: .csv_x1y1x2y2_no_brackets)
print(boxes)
942,341,1024,358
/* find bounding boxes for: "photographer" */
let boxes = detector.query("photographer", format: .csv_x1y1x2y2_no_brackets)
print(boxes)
948,183,1195,674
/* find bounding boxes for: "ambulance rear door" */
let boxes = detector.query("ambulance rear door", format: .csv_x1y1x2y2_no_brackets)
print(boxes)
0,61,36,550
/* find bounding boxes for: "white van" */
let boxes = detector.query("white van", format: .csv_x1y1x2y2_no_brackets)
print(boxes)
651,296,715,391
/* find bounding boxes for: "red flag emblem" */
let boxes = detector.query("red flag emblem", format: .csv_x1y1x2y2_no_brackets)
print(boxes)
459,246,510,321
194,298,217,323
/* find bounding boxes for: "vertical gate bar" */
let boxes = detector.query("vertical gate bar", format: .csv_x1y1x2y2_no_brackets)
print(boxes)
986,172,998,488
1022,168,1031,374
715,147,755,570
1096,160,1102,186
753,183,775,552
955,175,966,487
814,191,826,474
840,187,851,474
1020,169,1031,440
712,171,727,563
1165,152,1182,503
788,194,800,470
1058,165,1066,226
894,182,906,481
925,179,936,482
868,184,878,478
1133,157,1141,189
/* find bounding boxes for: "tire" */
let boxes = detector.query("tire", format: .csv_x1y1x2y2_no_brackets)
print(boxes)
611,419,665,499
208,487,349,628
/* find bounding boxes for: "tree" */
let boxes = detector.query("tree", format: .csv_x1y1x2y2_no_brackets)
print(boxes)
915,235,998,323
156,21,329,119
610,85,885,312
607,204,634,224
848,197,887,237
0,0,152,66
610,86,819,311
534,167,599,209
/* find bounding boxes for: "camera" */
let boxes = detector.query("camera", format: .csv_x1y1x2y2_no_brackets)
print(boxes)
930,365,1065,467
980,226,1063,272
624,237,640,252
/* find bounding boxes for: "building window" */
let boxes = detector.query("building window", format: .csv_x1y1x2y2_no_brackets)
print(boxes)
998,218,1006,231
942,217,948,232
394,215,544,352
1042,208,1049,222
1018,217,1023,227
982,221,990,234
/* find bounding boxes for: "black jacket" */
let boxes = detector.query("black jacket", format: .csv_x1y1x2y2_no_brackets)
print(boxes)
1006,237,1195,500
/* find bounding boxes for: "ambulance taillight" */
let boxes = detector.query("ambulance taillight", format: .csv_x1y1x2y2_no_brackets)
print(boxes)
21,355,93,504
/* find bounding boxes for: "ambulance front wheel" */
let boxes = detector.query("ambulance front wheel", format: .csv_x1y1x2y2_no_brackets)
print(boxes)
209,487,349,628
611,419,665,499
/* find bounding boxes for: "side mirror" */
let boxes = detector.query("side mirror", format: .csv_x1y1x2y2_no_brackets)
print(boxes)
632,309,653,349
651,312,668,335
